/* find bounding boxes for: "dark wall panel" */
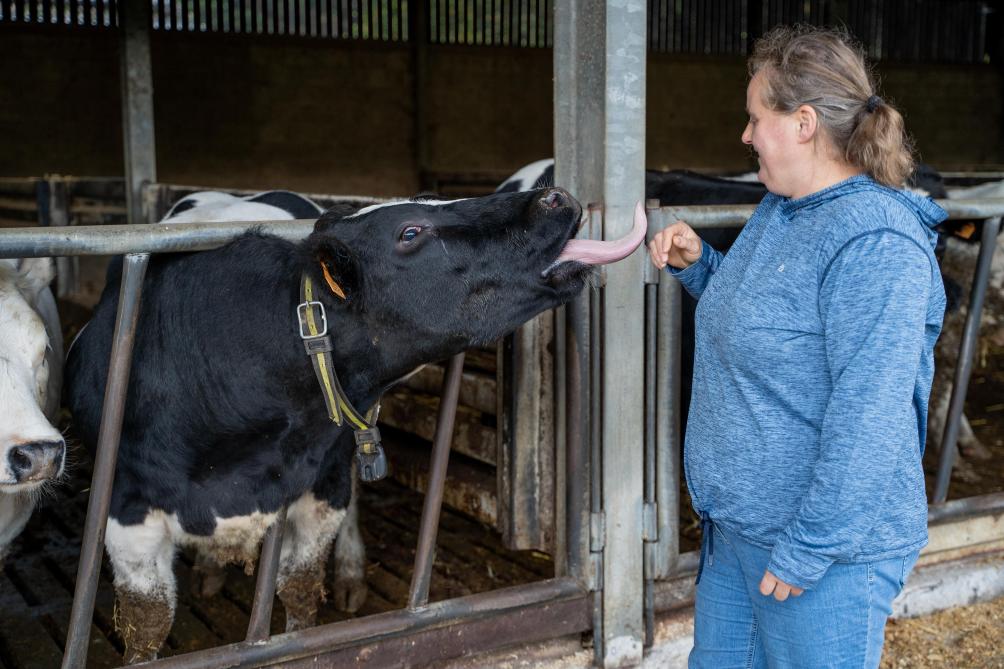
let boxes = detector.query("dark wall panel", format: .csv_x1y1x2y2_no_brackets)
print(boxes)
0,26,1001,195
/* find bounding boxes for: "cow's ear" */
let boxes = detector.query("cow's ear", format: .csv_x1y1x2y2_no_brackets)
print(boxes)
15,257,56,301
307,233,361,303
313,205,358,232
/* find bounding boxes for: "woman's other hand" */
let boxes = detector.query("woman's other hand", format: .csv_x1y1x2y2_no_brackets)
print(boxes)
759,570,805,602
648,220,703,270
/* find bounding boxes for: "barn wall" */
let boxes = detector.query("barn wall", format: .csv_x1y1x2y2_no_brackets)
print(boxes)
1,25,1001,196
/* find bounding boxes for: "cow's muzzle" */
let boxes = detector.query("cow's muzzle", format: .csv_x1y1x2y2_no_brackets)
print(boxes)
8,439,65,484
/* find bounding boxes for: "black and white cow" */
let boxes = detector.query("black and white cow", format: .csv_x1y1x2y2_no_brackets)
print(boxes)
0,257,65,562
66,187,645,663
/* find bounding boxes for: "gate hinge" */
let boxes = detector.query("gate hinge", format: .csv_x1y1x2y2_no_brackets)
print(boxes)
642,502,659,542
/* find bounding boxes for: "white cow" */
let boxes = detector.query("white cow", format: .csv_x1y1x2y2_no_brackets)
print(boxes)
0,257,65,562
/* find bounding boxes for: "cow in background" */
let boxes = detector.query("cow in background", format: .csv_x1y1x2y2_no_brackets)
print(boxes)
928,179,1004,473
0,257,65,562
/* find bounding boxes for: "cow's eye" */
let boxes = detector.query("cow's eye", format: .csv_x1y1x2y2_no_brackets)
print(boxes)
400,226,424,243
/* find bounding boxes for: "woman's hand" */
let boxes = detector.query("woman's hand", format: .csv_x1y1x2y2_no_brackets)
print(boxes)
647,220,703,270
759,570,804,602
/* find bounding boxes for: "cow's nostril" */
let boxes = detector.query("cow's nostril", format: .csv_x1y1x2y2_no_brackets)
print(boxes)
543,190,565,210
9,447,32,476
8,440,64,481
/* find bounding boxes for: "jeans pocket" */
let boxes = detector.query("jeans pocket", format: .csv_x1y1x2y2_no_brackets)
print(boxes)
899,552,920,591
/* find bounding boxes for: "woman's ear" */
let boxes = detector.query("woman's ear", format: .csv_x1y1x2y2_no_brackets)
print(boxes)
795,104,818,143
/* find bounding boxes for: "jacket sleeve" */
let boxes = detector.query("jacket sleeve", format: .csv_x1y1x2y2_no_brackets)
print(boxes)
665,240,723,299
766,229,933,590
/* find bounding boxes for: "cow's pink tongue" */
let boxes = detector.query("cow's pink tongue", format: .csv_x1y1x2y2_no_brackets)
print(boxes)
556,201,648,265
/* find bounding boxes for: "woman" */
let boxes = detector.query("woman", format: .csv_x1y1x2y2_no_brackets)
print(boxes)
648,26,947,668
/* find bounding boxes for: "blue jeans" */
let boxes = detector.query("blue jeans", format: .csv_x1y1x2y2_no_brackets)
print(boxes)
689,522,918,669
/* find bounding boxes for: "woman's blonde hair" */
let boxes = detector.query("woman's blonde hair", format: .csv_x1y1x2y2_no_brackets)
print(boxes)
748,25,914,188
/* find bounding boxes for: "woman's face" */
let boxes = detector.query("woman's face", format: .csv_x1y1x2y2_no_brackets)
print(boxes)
741,72,801,197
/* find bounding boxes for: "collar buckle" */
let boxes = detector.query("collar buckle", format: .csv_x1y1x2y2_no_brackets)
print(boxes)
297,300,328,339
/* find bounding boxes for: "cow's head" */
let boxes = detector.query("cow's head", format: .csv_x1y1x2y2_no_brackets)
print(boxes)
0,259,65,493
302,188,644,380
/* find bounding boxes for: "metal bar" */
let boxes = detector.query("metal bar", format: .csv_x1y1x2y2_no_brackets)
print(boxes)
120,0,156,227
564,294,588,581
410,0,428,184
553,0,603,585
932,216,1003,503
601,0,647,659
646,199,1004,230
928,490,1004,525
653,265,682,579
407,352,466,610
0,220,317,258
61,253,150,669
131,578,587,669
47,177,79,298
246,506,288,641
643,282,657,648
3,198,1003,259
589,211,603,664
554,300,568,573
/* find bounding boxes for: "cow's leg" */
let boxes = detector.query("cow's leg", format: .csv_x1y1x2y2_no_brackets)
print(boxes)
929,375,992,464
959,413,992,460
332,481,368,613
277,493,346,631
106,516,176,664
191,549,228,599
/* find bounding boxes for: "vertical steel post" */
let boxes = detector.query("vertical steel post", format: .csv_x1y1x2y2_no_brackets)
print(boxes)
589,207,606,663
47,177,78,298
653,269,682,578
933,216,1002,504
601,0,647,663
245,506,289,642
61,253,150,669
120,0,157,229
408,352,466,610
642,283,657,648
554,0,605,638
410,0,428,189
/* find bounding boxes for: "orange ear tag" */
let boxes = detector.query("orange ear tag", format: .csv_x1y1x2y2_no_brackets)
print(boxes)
321,262,347,300
957,222,976,240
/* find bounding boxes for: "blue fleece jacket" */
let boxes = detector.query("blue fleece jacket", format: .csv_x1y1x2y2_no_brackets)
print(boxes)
670,174,947,590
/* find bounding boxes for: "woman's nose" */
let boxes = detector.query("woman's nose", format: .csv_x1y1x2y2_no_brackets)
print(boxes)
741,123,752,145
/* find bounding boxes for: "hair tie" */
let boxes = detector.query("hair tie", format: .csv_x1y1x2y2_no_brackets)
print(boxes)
865,95,883,113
